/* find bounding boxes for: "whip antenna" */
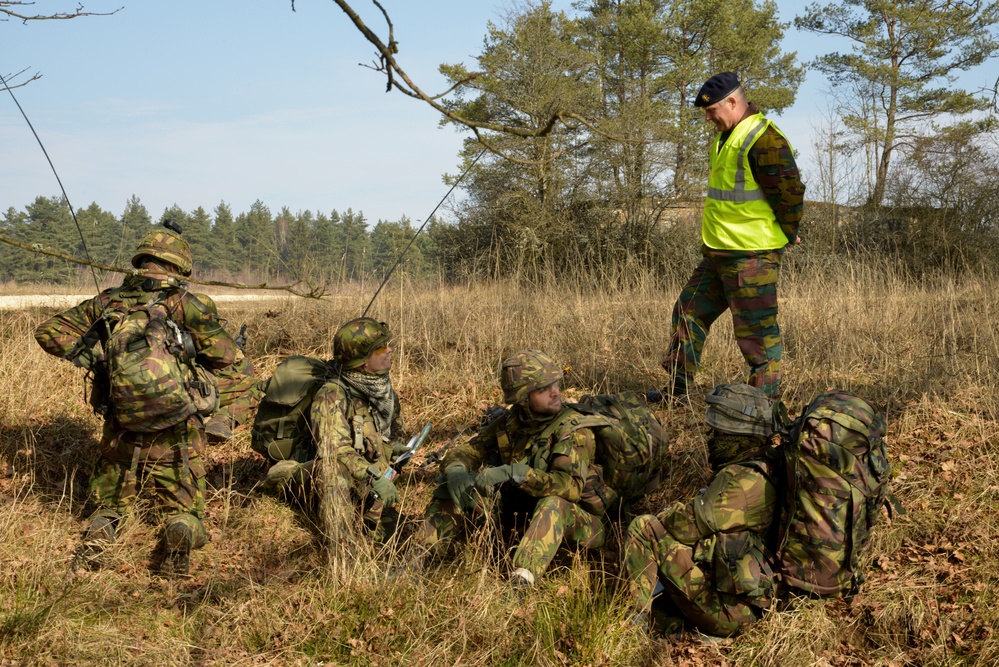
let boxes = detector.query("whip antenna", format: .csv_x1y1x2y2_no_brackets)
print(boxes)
361,148,487,317
1,70,103,295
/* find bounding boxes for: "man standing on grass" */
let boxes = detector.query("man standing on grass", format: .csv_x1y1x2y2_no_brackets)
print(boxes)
261,317,406,543
34,221,258,576
624,383,778,636
648,72,804,404
415,350,607,590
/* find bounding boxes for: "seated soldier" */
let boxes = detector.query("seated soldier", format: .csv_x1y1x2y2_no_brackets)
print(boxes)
262,318,405,543
34,222,253,576
415,350,607,589
623,383,778,636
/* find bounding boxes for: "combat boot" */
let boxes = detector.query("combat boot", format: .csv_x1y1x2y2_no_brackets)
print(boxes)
73,513,119,570
162,521,195,577
204,414,234,443
645,374,689,406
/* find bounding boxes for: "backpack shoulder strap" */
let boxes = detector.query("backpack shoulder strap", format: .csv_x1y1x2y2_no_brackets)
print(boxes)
542,409,608,456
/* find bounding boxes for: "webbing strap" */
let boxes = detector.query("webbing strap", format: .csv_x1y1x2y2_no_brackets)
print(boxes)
352,414,365,453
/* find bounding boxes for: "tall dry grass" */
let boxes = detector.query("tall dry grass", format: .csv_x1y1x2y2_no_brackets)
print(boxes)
2,255,998,665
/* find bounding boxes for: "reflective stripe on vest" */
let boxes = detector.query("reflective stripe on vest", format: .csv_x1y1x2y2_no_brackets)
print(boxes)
702,113,790,251
706,118,769,203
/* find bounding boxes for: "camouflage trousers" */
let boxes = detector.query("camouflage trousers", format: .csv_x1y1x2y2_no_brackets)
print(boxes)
624,514,761,637
417,487,605,580
277,456,398,544
664,249,783,398
87,416,208,547
214,355,264,427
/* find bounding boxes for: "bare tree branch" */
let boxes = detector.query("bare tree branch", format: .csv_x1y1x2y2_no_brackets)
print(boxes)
0,66,41,91
320,0,634,156
0,2,121,23
0,232,327,299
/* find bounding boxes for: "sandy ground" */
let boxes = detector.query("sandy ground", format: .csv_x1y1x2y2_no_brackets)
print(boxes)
0,293,280,310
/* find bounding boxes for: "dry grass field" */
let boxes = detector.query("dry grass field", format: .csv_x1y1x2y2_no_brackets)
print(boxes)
2,258,998,666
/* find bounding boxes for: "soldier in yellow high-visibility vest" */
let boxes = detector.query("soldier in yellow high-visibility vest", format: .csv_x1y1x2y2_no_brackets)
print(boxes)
648,72,804,402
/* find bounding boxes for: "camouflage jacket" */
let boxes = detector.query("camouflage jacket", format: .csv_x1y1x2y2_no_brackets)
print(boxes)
309,380,404,482
443,405,594,503
660,459,778,600
35,275,240,373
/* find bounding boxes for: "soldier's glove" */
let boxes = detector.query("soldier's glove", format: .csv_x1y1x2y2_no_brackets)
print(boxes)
474,463,529,494
445,463,476,514
262,460,307,492
72,346,98,371
391,441,412,458
370,474,399,507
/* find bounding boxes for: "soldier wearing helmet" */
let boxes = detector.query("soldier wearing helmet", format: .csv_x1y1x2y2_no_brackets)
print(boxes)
263,317,405,543
622,383,779,636
415,349,607,590
123,223,263,442
34,220,260,577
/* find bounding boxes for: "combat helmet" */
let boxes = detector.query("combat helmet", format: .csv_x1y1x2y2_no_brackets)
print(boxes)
333,318,392,370
705,383,774,437
705,383,774,468
500,350,563,404
131,221,193,276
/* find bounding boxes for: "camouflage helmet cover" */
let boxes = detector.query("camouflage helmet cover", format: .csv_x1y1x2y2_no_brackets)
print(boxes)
705,383,774,437
500,349,563,404
131,226,193,276
334,317,392,370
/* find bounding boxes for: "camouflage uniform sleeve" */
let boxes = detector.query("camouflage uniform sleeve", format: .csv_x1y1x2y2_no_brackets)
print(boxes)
179,292,239,371
34,292,109,358
442,418,500,473
518,428,593,502
748,125,805,244
310,382,370,482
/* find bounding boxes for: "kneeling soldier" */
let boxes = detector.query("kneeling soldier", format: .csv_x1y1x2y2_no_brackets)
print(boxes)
624,384,778,636
35,222,248,576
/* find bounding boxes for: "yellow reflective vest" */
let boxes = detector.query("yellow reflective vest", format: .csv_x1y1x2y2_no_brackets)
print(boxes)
702,112,790,251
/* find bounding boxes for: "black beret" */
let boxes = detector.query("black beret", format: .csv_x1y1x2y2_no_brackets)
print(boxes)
693,72,741,108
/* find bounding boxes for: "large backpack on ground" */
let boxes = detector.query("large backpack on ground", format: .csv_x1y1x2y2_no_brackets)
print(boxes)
104,300,218,433
568,392,669,502
775,390,892,597
250,355,337,462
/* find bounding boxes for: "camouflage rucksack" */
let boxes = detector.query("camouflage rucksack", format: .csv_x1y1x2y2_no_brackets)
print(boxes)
525,391,667,504
250,356,367,463
570,392,669,502
776,390,892,597
104,299,218,433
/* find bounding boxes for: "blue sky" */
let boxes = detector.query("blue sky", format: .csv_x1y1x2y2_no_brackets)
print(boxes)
2,1,994,226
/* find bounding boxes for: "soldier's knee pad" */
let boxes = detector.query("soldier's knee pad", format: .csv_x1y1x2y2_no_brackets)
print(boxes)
626,514,661,539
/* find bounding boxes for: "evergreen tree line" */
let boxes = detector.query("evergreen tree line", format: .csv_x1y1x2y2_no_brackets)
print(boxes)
0,195,438,285
5,1,998,285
